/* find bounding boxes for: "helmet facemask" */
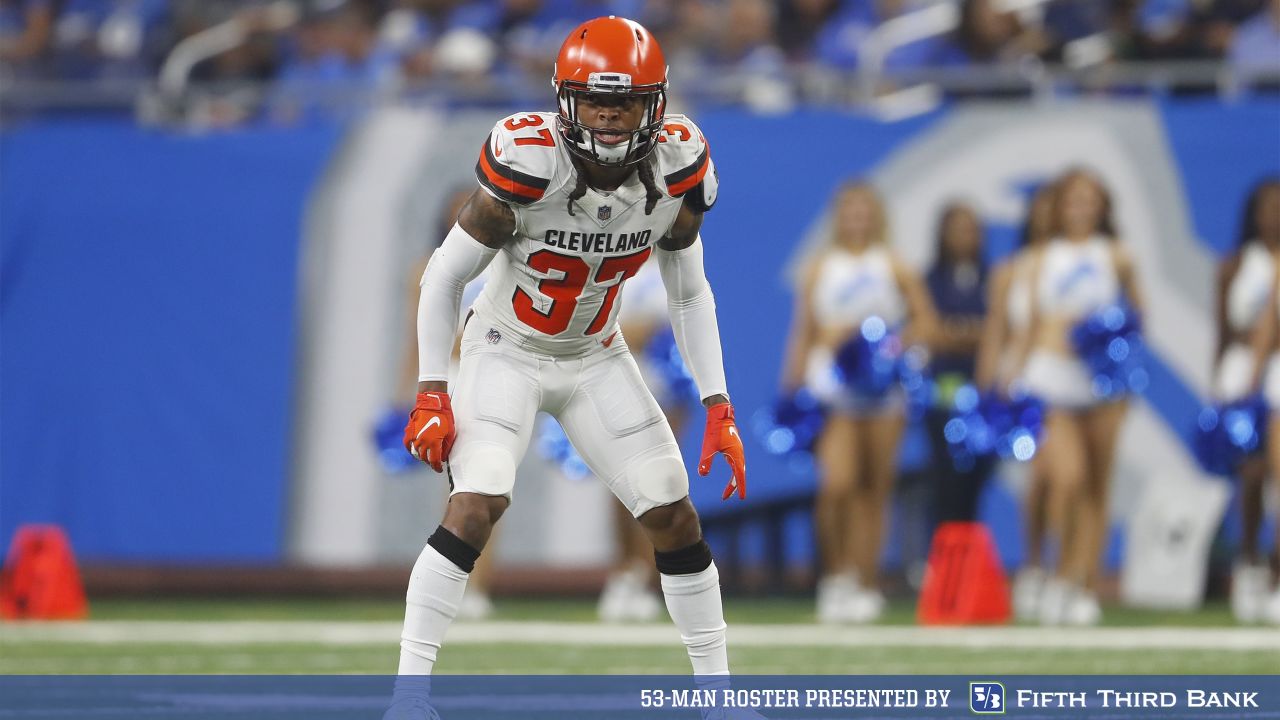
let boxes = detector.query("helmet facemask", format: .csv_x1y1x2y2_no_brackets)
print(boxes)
554,70,667,168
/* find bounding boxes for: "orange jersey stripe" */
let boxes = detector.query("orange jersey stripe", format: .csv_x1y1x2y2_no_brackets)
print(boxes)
478,148,545,201
666,154,709,197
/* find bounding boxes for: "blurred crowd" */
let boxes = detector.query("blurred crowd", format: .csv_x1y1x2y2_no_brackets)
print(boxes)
2,0,1278,101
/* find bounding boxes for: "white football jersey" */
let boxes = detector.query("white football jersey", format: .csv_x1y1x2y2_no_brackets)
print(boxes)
470,111,717,356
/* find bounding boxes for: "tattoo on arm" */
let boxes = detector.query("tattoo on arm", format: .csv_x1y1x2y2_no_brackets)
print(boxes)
457,189,516,249
658,202,704,251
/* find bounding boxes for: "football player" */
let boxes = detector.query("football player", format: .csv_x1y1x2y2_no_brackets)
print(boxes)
392,14,748,705
975,181,1056,621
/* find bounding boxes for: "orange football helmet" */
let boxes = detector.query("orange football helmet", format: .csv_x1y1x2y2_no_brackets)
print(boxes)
553,16,667,167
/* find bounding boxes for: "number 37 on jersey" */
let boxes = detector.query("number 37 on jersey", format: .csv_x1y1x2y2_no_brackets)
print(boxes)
472,110,718,340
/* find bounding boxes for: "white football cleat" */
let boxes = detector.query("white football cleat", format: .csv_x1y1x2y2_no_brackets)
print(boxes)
1230,561,1269,624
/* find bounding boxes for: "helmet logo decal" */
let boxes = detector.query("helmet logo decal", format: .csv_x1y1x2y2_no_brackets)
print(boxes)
587,72,632,91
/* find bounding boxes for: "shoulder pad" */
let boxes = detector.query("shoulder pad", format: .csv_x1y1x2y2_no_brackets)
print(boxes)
475,112,559,206
653,114,717,212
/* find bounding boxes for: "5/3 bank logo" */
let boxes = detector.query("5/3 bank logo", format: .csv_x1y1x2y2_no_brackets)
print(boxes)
970,682,1005,714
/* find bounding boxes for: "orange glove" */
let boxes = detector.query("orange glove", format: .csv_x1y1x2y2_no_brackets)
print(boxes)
403,391,456,472
698,403,747,500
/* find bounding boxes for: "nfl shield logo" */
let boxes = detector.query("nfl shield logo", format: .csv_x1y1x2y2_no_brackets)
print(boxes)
597,205,612,221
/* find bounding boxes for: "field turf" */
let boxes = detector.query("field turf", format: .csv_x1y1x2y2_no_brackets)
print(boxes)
1,598,1276,675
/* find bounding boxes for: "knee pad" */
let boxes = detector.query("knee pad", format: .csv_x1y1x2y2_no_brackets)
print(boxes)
450,441,517,498
629,450,688,508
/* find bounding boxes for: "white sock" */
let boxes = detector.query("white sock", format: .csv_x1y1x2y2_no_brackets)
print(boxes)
397,543,470,675
661,561,730,678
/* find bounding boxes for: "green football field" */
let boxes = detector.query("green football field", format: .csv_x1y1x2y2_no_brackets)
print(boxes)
2,597,1277,675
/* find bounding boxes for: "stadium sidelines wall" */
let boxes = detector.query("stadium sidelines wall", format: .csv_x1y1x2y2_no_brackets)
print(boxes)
0,119,342,564
2,100,1277,576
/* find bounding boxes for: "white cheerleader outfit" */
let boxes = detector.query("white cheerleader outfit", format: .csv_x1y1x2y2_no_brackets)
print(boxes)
1023,236,1121,409
1217,242,1274,403
805,246,907,414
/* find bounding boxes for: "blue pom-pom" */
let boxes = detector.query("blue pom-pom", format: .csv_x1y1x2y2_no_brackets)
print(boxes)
898,345,934,420
943,386,1045,468
1070,303,1146,400
953,384,980,414
752,389,827,460
992,392,1045,461
943,417,969,444
861,315,887,343
372,405,417,474
643,328,700,406
1193,395,1268,476
833,316,905,398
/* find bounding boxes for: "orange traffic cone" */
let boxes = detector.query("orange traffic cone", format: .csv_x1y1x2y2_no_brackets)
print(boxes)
917,521,1010,625
0,524,88,620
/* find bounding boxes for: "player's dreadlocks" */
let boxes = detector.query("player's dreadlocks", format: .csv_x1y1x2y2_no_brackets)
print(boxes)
566,153,588,216
566,152,663,217
637,159,663,216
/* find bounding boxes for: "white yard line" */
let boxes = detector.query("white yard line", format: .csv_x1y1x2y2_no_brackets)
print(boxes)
3,621,1279,651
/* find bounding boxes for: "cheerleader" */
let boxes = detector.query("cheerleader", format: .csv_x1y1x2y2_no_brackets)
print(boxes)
1016,169,1145,626
975,181,1056,621
923,202,992,525
1245,180,1280,625
781,182,939,623
1218,178,1280,623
